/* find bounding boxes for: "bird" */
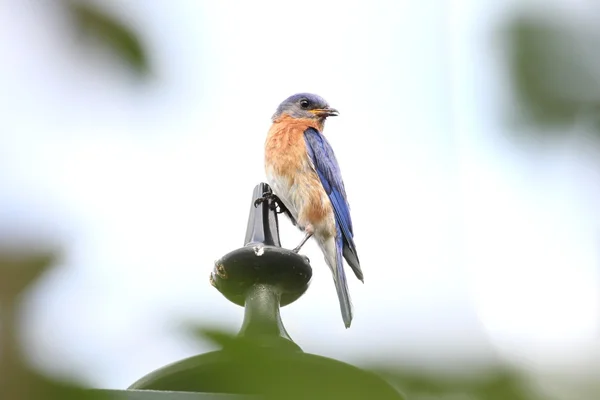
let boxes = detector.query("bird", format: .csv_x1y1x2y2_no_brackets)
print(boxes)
262,93,363,328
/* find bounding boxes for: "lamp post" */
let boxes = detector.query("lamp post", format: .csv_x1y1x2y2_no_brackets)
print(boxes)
113,183,405,399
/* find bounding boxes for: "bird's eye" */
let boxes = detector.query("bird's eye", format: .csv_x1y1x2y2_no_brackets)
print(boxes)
299,99,310,109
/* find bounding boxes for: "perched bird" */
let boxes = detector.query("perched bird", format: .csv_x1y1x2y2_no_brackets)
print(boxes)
263,93,363,328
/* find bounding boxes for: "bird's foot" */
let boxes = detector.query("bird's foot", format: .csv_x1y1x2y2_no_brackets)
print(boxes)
254,189,298,226
253,190,276,208
255,191,294,217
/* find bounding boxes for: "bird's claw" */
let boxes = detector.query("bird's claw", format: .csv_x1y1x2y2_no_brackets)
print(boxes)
253,197,266,208
254,190,277,208
254,191,283,212
254,189,297,225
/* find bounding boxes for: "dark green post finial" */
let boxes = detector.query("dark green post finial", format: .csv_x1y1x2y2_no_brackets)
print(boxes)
210,183,312,350
127,183,404,399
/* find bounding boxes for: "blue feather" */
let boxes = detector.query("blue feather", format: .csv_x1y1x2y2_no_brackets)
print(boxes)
334,229,352,327
303,127,363,282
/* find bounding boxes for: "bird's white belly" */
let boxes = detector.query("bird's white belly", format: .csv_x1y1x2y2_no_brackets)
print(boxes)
265,169,300,221
266,166,334,237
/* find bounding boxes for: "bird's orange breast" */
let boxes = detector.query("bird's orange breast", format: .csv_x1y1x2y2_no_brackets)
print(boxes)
264,116,321,181
264,115,333,231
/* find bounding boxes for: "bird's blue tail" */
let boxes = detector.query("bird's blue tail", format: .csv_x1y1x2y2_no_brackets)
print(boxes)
321,233,353,328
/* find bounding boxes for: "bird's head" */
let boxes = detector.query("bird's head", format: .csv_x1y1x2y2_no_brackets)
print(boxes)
272,93,339,122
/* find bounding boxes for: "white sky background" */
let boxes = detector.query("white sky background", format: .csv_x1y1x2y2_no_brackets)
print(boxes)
1,0,599,390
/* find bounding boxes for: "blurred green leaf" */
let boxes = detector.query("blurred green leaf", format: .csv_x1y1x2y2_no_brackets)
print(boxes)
65,0,150,76
0,249,55,301
375,366,546,400
502,14,600,134
0,246,110,400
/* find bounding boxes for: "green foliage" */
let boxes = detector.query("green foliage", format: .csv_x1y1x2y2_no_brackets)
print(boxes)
376,367,542,400
0,249,110,400
502,13,600,135
63,0,150,77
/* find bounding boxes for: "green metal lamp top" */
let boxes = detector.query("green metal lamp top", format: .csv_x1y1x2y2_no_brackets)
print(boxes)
127,183,404,399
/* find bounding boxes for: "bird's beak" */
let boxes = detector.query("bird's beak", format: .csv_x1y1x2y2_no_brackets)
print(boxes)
311,107,339,117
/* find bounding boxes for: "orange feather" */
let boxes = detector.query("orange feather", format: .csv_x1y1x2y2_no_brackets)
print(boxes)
264,114,334,231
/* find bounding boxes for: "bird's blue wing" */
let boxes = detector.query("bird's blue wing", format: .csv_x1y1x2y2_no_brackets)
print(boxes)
304,127,363,282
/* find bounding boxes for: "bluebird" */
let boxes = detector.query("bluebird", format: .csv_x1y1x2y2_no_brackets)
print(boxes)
262,93,363,328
